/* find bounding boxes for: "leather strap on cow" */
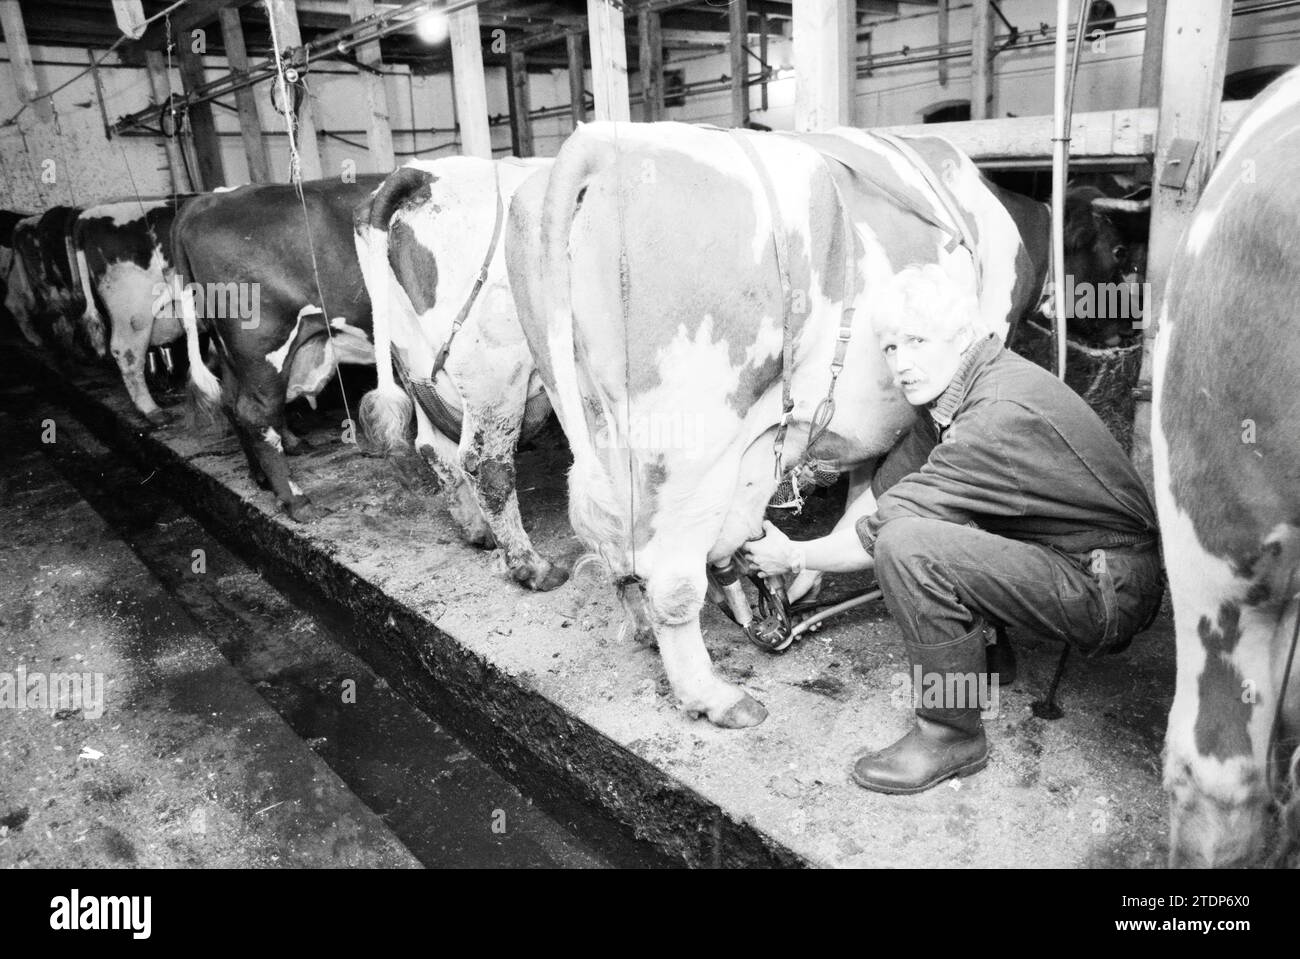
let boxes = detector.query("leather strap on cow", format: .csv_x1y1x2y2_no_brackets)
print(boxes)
428,162,506,381
728,129,859,509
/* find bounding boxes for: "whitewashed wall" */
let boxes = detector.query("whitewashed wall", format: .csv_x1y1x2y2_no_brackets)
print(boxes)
2,1,1298,210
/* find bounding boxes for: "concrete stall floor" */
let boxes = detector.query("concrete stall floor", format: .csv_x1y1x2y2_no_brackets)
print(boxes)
9,345,1178,868
0,405,417,868
0,372,663,868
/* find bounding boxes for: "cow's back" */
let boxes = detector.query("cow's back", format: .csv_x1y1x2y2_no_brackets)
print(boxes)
173,176,386,341
78,200,178,277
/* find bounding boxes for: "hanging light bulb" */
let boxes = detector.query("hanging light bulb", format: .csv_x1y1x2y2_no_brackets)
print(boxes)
416,8,449,45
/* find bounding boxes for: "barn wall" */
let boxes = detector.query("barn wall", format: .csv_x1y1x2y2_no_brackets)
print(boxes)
0,45,178,210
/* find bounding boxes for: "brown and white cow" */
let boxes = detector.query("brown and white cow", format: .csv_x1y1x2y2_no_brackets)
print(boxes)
508,121,1034,727
355,156,566,591
1154,66,1300,868
73,199,190,426
175,174,387,520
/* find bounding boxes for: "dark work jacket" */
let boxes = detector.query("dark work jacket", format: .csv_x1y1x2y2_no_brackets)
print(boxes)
855,333,1159,556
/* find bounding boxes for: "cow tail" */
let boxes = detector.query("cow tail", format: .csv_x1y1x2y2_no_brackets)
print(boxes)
71,217,107,358
537,130,629,551
172,217,223,426
539,132,617,458
355,170,420,454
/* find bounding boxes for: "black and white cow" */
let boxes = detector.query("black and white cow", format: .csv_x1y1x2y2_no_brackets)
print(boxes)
174,174,387,521
0,209,33,337
1154,66,1300,868
7,206,86,354
354,156,565,591
73,198,190,425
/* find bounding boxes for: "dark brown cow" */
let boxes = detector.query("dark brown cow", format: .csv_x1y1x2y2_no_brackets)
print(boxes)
174,175,386,520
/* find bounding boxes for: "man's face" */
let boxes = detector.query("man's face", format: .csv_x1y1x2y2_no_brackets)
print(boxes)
877,320,973,406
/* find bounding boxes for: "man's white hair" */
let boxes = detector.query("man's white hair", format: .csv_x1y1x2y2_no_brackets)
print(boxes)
869,262,986,340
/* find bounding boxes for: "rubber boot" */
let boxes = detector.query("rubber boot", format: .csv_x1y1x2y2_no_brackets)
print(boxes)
852,623,991,795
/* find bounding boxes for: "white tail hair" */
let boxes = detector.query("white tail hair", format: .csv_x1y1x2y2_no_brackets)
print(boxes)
72,237,107,358
180,280,222,424
355,221,413,453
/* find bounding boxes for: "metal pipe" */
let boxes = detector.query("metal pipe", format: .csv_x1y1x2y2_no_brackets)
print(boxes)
788,589,882,640
854,0,1300,76
1051,0,1070,380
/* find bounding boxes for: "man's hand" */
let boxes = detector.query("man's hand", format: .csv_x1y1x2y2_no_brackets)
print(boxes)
742,520,803,578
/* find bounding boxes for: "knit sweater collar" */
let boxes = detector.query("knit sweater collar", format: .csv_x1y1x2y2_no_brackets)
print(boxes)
926,332,1001,428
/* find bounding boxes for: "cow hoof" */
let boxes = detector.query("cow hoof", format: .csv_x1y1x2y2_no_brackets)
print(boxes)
286,498,327,523
284,436,314,456
711,692,768,729
144,409,173,429
465,525,497,549
517,560,569,592
618,621,658,648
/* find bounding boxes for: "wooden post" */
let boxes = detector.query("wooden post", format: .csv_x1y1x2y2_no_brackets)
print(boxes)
843,0,857,125
793,0,853,132
348,0,396,174
937,0,950,88
1138,0,1167,109
586,0,631,122
759,12,769,112
508,50,534,157
971,0,995,119
176,41,227,190
219,6,270,183
730,0,749,127
638,4,663,122
567,30,587,127
264,0,323,180
449,5,492,158
1130,0,1232,486
145,49,191,193
0,0,52,121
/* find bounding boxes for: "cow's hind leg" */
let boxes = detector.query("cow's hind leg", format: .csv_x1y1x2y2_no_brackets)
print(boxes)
637,560,766,728
456,390,567,592
110,313,168,426
224,407,270,491
230,382,316,521
412,403,496,547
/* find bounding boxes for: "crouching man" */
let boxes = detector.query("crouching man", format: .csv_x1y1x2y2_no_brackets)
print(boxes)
743,263,1163,794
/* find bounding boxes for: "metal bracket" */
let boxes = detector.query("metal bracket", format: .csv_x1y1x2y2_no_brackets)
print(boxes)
1159,138,1200,190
